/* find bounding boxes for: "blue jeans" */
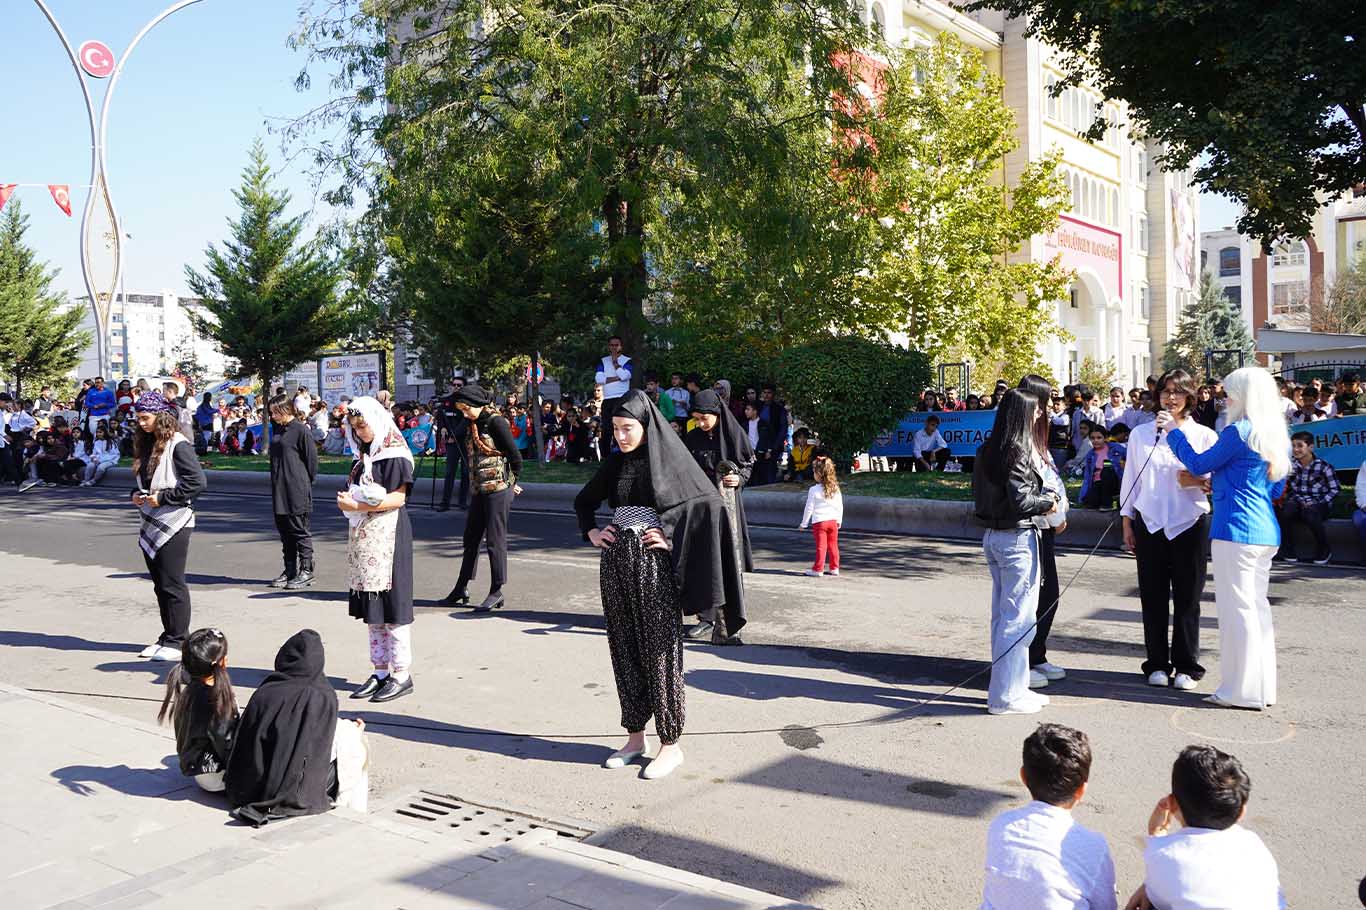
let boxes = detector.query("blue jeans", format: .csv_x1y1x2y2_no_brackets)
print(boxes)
983,527,1040,710
1354,509,1366,552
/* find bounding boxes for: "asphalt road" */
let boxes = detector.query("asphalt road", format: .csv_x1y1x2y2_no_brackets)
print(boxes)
1,483,1362,909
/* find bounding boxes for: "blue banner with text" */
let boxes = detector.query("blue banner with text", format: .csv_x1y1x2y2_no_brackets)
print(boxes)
868,410,996,459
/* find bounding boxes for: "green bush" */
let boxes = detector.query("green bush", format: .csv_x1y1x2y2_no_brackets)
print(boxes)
775,336,932,466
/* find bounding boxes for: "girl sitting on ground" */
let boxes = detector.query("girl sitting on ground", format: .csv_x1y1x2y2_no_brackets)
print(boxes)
798,456,843,576
157,628,239,792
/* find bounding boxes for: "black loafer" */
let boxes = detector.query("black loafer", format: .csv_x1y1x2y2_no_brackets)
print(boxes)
371,676,413,703
684,621,714,641
350,675,385,699
439,588,470,607
473,592,505,613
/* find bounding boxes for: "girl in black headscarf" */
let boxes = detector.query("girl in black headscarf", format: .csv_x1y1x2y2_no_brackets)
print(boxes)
574,390,745,780
683,388,755,642
224,629,340,826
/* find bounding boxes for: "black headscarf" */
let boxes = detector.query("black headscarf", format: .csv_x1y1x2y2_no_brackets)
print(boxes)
612,391,746,632
452,384,493,407
224,629,338,826
689,389,756,463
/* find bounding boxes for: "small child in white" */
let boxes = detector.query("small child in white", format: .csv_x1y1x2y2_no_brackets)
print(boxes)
798,456,842,577
1124,744,1283,910
981,723,1117,909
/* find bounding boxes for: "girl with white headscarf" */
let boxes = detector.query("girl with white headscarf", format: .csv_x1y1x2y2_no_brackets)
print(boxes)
337,396,417,703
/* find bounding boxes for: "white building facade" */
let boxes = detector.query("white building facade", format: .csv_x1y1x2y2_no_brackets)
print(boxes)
71,290,230,385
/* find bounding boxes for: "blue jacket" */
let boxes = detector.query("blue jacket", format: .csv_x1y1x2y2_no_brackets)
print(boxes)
1078,442,1126,502
1167,420,1286,546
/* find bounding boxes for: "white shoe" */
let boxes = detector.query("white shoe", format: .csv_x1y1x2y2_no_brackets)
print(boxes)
138,643,161,658
150,646,182,662
802,569,823,577
1028,670,1050,689
824,568,840,576
988,693,1047,716
603,743,652,769
18,479,39,492
643,748,684,780
1172,673,1199,691
1147,670,1170,687
1034,662,1066,681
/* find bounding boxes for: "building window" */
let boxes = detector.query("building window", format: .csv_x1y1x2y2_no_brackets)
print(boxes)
1223,286,1241,308
1070,287,1080,309
1272,281,1308,317
1135,215,1149,254
1140,285,1151,319
1271,241,1307,268
1135,148,1149,186
112,313,122,323
1218,246,1240,276
1110,189,1119,227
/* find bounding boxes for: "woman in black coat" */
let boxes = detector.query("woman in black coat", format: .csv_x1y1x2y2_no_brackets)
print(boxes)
267,394,319,590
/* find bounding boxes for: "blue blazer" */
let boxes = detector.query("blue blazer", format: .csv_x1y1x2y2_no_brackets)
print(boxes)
1167,419,1286,546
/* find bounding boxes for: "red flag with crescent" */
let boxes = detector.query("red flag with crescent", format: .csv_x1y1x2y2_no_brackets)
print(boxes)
49,184,73,217
0,184,16,213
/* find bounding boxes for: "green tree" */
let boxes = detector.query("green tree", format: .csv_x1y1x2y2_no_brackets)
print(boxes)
1162,273,1256,380
851,35,1073,379
0,200,90,397
1077,356,1119,395
1312,253,1366,335
774,335,932,467
186,141,356,432
975,0,1365,244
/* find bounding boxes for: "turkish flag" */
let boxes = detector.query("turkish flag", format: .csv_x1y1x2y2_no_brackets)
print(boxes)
0,184,16,213
49,184,72,216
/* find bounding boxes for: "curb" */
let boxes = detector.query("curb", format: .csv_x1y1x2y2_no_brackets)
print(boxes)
106,467,1363,558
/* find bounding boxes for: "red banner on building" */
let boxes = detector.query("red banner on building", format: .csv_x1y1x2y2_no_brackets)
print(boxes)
49,184,73,216
0,184,15,213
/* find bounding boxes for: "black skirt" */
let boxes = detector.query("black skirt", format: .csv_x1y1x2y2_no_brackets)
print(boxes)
348,457,415,625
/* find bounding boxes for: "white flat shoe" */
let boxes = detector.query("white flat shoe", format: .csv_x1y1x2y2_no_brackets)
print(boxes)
1172,673,1199,691
1028,670,1050,689
802,569,823,577
643,748,684,780
151,646,182,662
1204,694,1262,711
1147,670,1170,687
604,744,651,769
139,643,161,658
1034,662,1066,681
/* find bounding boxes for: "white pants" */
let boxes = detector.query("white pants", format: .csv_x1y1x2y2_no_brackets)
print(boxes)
368,623,413,679
1210,539,1277,708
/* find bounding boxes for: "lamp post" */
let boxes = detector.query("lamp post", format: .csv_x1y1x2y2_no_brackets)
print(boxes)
31,0,206,377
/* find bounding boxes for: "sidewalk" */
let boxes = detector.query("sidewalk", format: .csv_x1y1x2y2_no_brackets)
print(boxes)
0,684,817,910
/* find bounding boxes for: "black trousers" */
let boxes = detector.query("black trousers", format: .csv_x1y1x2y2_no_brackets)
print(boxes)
274,513,314,574
0,447,17,484
143,528,192,648
1029,528,1060,667
1081,466,1120,509
454,486,514,595
917,449,951,471
600,398,622,460
442,437,470,508
1276,500,1331,558
1133,512,1208,678
601,530,684,743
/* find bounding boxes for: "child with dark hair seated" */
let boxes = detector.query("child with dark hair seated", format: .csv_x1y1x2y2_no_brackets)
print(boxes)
982,724,1117,909
157,628,239,792
1124,744,1283,910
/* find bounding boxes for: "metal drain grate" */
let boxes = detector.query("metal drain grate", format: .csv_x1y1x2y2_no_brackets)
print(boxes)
394,790,595,843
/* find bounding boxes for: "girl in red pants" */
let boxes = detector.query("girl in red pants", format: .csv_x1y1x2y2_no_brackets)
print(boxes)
799,457,843,576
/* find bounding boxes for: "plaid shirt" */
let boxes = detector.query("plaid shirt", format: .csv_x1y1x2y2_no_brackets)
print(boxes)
1286,456,1340,506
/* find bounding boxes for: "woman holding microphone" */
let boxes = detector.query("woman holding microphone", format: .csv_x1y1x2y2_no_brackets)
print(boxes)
1119,369,1217,691
1161,367,1290,710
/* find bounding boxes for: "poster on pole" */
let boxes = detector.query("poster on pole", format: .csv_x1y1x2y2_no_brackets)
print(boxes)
319,351,385,408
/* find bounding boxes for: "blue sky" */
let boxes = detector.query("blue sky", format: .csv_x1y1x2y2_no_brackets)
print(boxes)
4,1,1242,300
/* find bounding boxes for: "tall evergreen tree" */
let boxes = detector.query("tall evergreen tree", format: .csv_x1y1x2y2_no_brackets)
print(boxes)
186,140,356,424
1162,272,1256,380
0,200,90,397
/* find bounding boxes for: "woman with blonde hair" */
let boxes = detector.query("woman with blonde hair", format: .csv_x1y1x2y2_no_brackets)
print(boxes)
129,391,207,662
1162,367,1290,709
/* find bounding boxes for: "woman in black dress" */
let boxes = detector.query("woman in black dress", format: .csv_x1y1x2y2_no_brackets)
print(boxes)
337,396,416,703
574,391,746,780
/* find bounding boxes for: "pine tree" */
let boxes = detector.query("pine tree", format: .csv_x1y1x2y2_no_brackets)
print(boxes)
0,199,90,397
1162,272,1256,380
186,140,356,434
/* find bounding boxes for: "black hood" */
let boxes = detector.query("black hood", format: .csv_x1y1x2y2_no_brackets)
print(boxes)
272,629,325,681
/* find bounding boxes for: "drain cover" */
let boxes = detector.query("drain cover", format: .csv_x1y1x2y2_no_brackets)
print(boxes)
394,790,595,843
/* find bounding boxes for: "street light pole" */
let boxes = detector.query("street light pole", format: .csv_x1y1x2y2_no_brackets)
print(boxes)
31,0,207,378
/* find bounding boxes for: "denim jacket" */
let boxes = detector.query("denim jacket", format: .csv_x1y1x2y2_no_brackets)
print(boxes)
1167,420,1286,546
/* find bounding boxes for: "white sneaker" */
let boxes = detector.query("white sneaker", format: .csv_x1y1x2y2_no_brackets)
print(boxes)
1028,670,1050,689
824,568,840,576
1147,670,1170,687
1034,662,1067,681
802,569,823,577
138,643,161,658
604,743,652,769
1172,673,1199,691
643,748,684,780
18,479,40,493
151,646,182,662
988,693,1048,716
1312,551,1333,566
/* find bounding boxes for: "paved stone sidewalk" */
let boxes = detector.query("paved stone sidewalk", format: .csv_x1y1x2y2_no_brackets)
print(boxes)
0,684,816,910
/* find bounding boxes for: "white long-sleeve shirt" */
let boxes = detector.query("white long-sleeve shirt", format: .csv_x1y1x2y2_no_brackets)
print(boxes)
981,801,1117,910
912,428,947,458
1143,825,1283,910
1119,419,1217,538
799,485,843,528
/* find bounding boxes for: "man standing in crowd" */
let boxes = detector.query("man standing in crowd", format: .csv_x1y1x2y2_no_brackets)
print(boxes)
293,385,312,415
436,376,470,512
758,383,788,439
0,394,16,486
666,371,691,415
84,376,116,434
594,335,633,459
33,387,54,420
163,380,196,443
1334,372,1362,416
1274,430,1340,565
643,372,676,421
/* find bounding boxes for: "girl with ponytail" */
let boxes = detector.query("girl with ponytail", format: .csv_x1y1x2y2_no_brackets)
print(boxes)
158,628,239,792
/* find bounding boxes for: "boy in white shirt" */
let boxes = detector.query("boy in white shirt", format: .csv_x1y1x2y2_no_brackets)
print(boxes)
912,415,951,472
981,724,1117,910
1124,745,1283,910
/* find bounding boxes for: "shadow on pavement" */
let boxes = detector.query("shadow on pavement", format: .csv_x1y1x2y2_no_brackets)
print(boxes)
358,710,611,765
0,630,147,653
685,667,982,715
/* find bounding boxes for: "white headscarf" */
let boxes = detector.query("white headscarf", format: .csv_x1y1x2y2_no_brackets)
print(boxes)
342,395,413,484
